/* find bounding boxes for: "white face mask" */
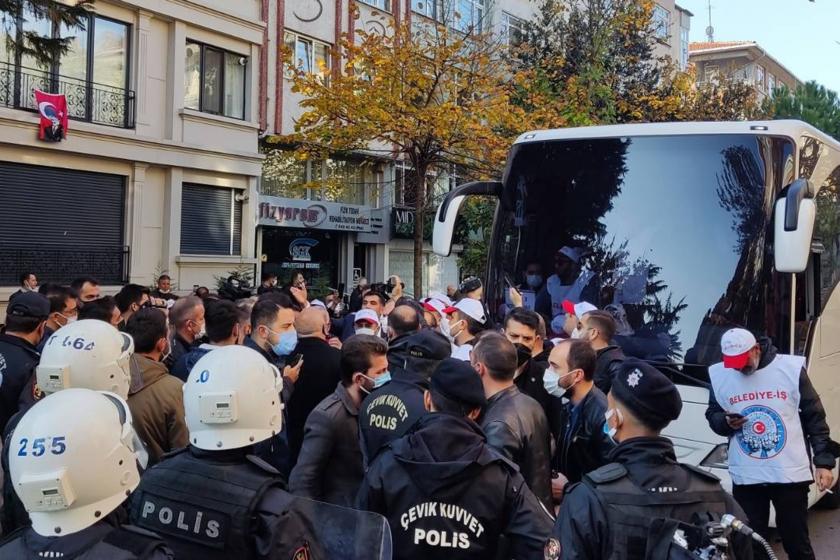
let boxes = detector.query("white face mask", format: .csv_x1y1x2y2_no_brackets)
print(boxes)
571,327,583,339
355,327,376,336
543,367,577,398
603,408,623,444
57,313,77,326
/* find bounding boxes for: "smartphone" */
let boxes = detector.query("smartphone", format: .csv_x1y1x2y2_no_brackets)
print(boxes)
503,273,519,292
287,353,303,368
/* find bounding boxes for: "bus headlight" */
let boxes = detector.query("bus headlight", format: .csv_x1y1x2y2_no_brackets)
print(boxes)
701,444,729,469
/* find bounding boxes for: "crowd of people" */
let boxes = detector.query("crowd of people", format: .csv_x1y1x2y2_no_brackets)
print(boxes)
0,268,836,559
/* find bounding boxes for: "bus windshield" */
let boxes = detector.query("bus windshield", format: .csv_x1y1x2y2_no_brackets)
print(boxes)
490,134,796,374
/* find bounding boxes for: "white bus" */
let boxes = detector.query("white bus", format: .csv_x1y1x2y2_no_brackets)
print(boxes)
433,120,840,511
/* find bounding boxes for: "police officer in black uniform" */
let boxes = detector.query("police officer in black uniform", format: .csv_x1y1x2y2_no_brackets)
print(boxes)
129,345,391,559
359,329,451,463
358,358,553,559
0,389,172,559
550,359,754,560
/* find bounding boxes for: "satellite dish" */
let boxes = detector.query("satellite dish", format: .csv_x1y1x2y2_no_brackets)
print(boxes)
705,25,714,41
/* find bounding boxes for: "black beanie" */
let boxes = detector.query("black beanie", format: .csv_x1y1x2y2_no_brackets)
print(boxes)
610,359,682,430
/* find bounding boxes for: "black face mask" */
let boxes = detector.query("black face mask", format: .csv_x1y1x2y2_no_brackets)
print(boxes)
514,343,532,368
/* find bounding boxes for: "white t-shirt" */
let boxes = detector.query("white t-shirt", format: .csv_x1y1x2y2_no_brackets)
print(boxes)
451,343,473,362
546,270,593,317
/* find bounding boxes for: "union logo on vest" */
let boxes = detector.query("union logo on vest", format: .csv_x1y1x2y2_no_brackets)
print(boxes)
736,405,787,459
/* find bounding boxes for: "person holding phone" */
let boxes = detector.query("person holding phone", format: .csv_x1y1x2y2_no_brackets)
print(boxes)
706,328,840,560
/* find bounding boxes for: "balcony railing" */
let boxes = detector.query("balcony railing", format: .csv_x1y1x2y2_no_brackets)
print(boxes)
0,245,130,286
0,61,135,129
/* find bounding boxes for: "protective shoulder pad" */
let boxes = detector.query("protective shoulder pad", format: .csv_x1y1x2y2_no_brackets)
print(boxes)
246,454,282,475
681,463,722,483
103,525,166,559
585,462,628,484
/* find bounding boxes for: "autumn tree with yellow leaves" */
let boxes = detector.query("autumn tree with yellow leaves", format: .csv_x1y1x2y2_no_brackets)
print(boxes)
272,10,531,296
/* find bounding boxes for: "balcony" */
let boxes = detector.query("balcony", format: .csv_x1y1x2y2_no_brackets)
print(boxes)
0,245,130,286
0,61,135,129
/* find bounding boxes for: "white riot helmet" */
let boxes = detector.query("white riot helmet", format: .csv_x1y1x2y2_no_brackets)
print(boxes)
184,345,283,451
36,319,134,399
10,388,142,536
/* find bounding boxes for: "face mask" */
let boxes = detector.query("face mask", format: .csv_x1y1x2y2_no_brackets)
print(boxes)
358,373,376,395
603,408,622,445
571,327,583,339
355,327,376,336
373,371,391,389
161,338,172,364
271,328,298,357
444,320,463,342
544,367,576,398
526,274,543,289
57,313,77,326
192,321,206,339
514,343,532,367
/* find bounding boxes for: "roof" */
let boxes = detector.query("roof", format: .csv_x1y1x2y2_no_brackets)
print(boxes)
689,41,755,53
675,4,694,16
513,121,840,151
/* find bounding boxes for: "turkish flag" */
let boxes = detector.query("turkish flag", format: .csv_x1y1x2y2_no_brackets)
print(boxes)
34,89,69,142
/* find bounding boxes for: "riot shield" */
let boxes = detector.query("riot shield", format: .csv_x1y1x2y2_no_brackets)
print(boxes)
267,494,392,559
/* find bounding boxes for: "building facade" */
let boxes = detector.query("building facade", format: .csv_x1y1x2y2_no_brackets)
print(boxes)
689,41,802,101
261,0,539,298
651,2,692,70
0,0,264,308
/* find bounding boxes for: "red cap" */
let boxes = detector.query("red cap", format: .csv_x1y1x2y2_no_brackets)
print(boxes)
722,351,750,369
442,306,458,315
562,300,576,316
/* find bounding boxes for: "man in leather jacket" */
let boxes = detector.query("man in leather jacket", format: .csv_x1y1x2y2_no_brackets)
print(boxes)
581,311,626,395
474,332,553,510
548,339,614,500
551,359,753,560
358,358,553,560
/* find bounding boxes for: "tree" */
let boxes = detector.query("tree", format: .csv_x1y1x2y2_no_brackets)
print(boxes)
767,81,840,140
1,0,93,68
273,9,528,296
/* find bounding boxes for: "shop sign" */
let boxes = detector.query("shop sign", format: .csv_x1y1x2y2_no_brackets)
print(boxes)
391,206,432,240
259,196,372,232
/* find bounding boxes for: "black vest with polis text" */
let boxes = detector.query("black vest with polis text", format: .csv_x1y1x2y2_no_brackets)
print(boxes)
128,447,285,560
0,524,167,560
584,462,732,560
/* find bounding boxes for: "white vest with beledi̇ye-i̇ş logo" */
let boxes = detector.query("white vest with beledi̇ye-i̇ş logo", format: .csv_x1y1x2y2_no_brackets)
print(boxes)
709,354,812,485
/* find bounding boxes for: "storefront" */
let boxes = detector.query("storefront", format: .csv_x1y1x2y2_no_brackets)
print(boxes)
257,196,386,298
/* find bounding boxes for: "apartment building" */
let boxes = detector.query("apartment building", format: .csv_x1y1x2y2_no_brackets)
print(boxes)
689,41,802,101
0,1,264,306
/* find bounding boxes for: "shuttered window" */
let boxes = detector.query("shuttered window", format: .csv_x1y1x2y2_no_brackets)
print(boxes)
0,162,127,285
181,184,242,255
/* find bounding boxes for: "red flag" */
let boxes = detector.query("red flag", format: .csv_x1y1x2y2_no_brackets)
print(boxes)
34,89,69,142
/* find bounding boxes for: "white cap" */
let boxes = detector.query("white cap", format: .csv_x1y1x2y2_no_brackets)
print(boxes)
720,328,758,369
184,346,283,450
354,308,381,326
575,301,597,318
428,291,453,307
444,298,486,324
310,299,326,309
36,320,134,399
422,297,447,315
557,246,583,264
11,389,142,536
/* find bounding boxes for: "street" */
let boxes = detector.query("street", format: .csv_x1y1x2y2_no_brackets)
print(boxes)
772,508,840,558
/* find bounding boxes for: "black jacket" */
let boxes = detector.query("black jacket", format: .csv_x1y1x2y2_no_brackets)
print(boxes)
0,333,40,434
358,413,553,560
163,333,193,372
359,369,428,464
592,346,625,395
553,386,614,484
515,359,564,437
289,382,364,507
481,385,553,510
386,333,412,376
705,338,840,470
553,437,753,560
285,337,342,462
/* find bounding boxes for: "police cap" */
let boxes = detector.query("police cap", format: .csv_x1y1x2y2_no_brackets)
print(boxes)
610,359,682,430
430,358,486,409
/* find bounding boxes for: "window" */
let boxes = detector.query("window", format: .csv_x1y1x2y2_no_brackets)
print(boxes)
703,65,719,84
359,0,392,10
652,5,670,42
453,0,485,33
767,73,776,93
501,12,525,48
0,11,132,127
411,0,438,19
755,64,765,90
181,184,243,256
283,32,331,84
184,41,247,119
679,26,689,69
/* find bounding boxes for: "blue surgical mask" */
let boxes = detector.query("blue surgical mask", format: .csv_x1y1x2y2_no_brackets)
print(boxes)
270,328,298,357
603,409,621,446
526,274,543,289
374,371,391,389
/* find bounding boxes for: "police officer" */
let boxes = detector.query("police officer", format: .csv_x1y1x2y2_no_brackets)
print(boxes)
358,358,553,559
128,345,391,559
2,319,137,534
707,328,839,560
0,388,172,558
551,359,753,560
359,329,451,463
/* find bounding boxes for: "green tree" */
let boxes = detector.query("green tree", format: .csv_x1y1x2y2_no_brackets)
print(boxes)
767,81,840,140
1,0,92,68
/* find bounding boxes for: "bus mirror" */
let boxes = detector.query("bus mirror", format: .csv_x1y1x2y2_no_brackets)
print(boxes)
433,195,465,257
433,181,502,257
774,179,815,273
